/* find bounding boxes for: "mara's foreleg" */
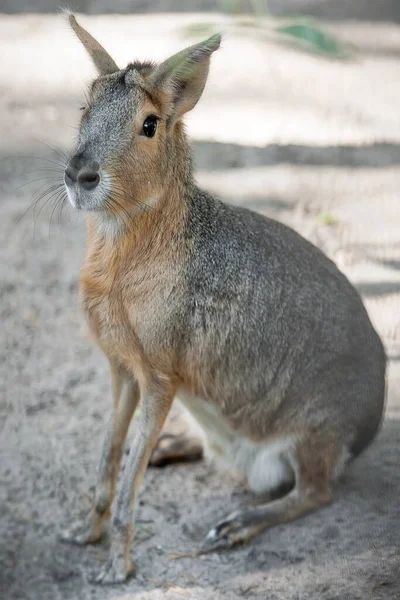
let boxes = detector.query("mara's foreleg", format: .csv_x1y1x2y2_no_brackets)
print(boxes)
60,361,139,544
94,375,176,584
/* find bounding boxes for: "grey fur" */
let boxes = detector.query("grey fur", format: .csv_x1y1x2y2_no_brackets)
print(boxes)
181,189,386,456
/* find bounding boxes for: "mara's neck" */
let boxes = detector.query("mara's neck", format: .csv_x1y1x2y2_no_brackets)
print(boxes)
85,171,194,262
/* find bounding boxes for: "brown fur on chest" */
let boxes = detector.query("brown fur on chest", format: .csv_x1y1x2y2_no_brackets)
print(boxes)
79,213,188,378
80,267,133,358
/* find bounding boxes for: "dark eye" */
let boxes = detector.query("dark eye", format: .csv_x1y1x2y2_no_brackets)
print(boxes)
80,106,86,111
142,115,158,138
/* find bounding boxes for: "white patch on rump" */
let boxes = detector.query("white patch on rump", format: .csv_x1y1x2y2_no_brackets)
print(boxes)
177,391,295,495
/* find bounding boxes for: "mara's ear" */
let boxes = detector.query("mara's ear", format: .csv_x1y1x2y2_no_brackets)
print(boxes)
149,34,221,122
66,11,119,75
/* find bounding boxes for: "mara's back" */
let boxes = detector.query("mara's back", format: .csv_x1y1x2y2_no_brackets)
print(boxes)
181,187,386,455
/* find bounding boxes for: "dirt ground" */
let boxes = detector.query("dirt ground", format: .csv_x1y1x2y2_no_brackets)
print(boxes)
1,4,400,600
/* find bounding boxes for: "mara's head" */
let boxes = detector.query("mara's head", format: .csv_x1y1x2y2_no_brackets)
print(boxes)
64,13,221,219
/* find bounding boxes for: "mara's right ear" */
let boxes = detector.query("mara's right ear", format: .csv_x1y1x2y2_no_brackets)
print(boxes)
66,10,119,75
148,34,221,123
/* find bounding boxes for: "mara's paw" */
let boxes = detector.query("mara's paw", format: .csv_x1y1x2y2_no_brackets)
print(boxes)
200,510,258,553
59,517,103,546
92,553,135,585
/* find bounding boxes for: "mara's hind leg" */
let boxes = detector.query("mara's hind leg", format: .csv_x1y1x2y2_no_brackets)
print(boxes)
201,435,342,552
149,433,203,467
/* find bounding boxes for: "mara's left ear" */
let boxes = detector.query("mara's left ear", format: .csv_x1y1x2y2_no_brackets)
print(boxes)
148,34,221,122
66,11,119,75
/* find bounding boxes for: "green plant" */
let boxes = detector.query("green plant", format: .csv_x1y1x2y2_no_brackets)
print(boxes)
182,0,351,60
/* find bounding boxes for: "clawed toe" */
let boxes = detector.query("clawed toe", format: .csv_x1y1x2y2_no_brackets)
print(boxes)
200,512,245,553
199,507,266,554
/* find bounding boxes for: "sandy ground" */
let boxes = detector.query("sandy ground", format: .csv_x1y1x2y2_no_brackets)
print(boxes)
0,7,400,600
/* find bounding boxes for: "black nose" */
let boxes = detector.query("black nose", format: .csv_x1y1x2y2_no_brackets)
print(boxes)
64,166,100,191
77,171,100,191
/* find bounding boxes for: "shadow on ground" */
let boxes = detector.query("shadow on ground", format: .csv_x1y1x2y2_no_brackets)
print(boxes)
194,141,400,170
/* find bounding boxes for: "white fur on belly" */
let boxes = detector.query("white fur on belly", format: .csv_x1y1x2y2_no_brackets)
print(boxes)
177,391,295,495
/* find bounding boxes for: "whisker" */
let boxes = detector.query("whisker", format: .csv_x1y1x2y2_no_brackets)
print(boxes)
32,138,70,165
9,155,67,169
6,176,62,200
19,184,64,232
106,198,132,231
104,198,130,231
49,190,67,238
33,185,65,225
23,168,65,175
58,191,69,229
109,197,136,230
104,176,166,236
15,183,63,227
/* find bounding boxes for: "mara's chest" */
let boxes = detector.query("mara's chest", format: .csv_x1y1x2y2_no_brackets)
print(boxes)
79,252,183,370
79,263,139,362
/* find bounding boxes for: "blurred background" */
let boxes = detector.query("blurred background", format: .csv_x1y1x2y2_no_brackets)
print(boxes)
1,2,399,600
